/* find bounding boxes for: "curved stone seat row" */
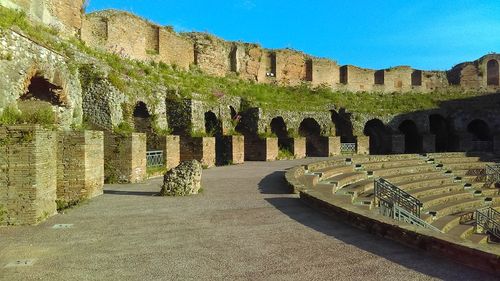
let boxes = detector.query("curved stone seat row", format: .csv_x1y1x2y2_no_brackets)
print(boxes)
297,153,500,246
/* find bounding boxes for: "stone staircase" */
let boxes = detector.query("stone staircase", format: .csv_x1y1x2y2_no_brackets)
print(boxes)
300,152,500,245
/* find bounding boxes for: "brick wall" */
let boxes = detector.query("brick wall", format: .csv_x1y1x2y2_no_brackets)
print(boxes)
0,125,57,225
57,130,104,204
104,133,146,183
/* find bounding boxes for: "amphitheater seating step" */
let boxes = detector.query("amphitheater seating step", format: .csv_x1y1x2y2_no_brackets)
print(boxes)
357,158,425,170
421,198,485,223
324,172,367,190
468,233,489,244
431,213,468,232
315,165,355,180
371,164,435,178
336,179,374,198
420,191,475,209
447,223,475,239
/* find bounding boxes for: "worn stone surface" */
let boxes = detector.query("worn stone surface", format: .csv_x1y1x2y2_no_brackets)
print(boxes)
160,160,202,196
180,137,216,168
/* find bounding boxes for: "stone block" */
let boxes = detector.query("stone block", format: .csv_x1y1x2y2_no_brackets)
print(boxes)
0,125,57,225
57,130,104,204
356,136,370,155
218,135,244,165
391,134,405,154
180,137,216,168
283,137,306,159
422,134,436,153
104,133,147,183
244,137,278,161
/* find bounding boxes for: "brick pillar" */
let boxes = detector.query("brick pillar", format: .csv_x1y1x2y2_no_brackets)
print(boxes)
457,133,473,152
58,130,104,205
180,137,216,168
391,134,405,154
219,135,245,165
290,137,306,159
494,135,500,154
0,125,57,225
356,136,370,155
422,134,436,153
326,136,341,156
155,135,180,170
244,137,278,161
104,133,147,183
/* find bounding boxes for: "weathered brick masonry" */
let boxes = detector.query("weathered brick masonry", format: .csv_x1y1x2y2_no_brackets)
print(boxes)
104,133,147,183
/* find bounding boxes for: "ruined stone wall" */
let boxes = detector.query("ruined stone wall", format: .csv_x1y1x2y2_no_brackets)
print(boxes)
340,66,375,92
0,0,84,34
244,137,278,161
275,49,310,86
0,125,57,225
0,29,83,129
259,109,334,136
78,8,499,94
180,136,216,168
57,130,104,204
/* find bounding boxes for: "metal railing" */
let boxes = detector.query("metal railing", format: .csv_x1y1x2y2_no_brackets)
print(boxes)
375,178,422,217
476,207,500,240
392,203,442,232
146,150,164,168
484,163,500,188
341,143,357,155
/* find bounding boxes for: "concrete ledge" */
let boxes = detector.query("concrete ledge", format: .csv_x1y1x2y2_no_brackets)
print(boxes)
286,162,500,276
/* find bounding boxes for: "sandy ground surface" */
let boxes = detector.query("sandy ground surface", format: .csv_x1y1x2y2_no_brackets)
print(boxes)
0,159,497,280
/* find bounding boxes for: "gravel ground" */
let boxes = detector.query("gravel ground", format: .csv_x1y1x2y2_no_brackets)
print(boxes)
0,159,496,281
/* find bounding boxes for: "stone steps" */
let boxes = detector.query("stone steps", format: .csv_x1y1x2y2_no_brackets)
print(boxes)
447,223,475,239
357,158,426,170
409,183,464,199
421,191,474,209
371,164,435,178
422,198,485,223
387,171,447,186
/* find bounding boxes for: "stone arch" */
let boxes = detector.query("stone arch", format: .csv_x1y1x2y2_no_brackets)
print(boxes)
429,114,451,152
467,119,491,141
363,119,391,155
133,101,152,133
271,116,291,152
205,111,222,137
331,109,354,142
398,120,422,153
20,73,65,106
487,59,499,86
299,118,322,156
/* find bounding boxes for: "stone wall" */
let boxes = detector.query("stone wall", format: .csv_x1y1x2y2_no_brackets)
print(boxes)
104,133,146,183
0,0,84,34
0,29,83,129
0,125,57,225
57,130,104,204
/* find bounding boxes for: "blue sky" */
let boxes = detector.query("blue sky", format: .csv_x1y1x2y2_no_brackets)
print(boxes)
86,0,500,71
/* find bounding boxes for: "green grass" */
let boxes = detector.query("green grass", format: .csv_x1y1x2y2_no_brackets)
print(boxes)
0,6,484,118
0,102,56,128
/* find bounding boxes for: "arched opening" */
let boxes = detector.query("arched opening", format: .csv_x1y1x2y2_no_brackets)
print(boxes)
21,75,65,106
429,114,450,152
363,119,390,154
271,117,291,152
487,59,499,86
299,118,322,156
204,111,222,137
133,102,152,133
467,119,491,141
331,109,354,142
398,120,422,153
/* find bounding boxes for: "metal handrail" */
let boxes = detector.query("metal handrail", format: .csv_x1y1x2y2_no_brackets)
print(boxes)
484,163,500,188
375,178,423,217
146,150,164,168
476,207,500,240
393,204,442,233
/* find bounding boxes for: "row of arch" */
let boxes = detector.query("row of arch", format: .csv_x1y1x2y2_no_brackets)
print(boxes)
364,116,493,154
132,101,496,156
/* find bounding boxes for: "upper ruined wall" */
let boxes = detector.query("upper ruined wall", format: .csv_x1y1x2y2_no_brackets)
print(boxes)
79,9,500,94
0,0,84,35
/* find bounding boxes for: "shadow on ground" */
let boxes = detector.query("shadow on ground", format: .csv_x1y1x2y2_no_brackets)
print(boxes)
104,190,159,197
257,170,497,281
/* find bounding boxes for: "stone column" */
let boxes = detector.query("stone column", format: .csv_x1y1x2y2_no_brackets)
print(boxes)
391,134,405,154
356,136,370,155
291,137,306,159
244,137,278,161
220,135,245,165
180,137,216,168
422,134,436,153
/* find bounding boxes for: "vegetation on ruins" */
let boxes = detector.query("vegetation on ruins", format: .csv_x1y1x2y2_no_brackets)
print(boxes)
0,6,485,123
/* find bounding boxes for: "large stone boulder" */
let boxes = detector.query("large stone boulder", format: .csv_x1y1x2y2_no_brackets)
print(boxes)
160,160,202,196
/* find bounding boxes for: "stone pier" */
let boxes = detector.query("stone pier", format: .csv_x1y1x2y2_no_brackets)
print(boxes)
422,134,436,153
218,135,245,165
180,137,216,168
104,133,147,183
356,136,370,155
244,137,278,161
